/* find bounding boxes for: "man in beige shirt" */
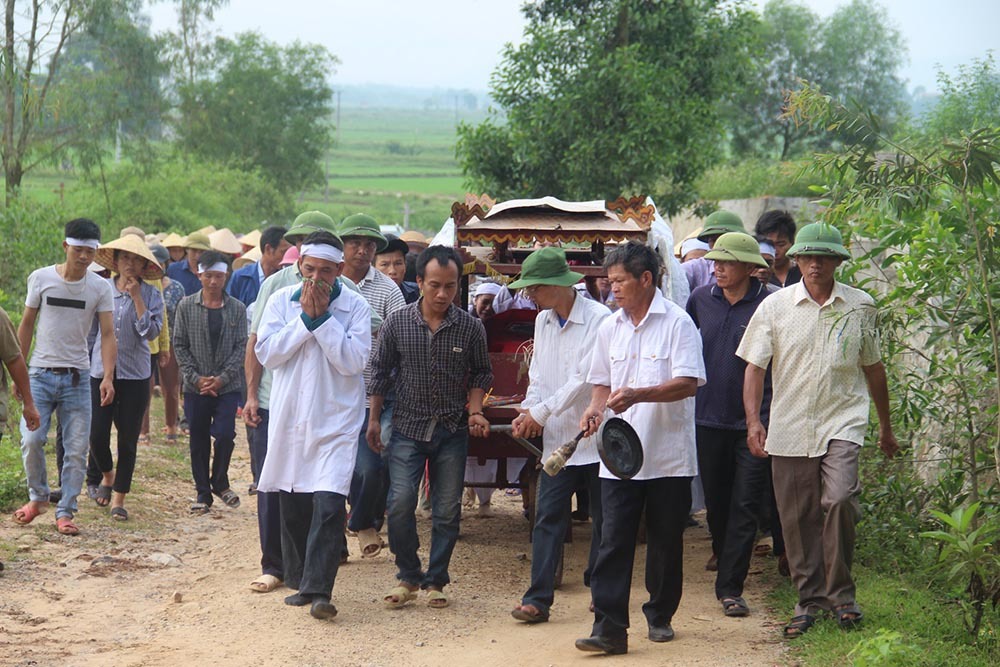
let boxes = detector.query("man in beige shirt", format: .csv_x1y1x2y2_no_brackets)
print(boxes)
737,222,898,639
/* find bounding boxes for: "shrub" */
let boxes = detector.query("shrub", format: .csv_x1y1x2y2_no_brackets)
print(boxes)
695,158,816,200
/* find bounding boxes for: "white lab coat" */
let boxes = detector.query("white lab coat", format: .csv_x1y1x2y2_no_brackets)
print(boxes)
255,283,372,495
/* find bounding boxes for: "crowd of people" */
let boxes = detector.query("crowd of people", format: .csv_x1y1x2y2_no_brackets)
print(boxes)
2,206,899,653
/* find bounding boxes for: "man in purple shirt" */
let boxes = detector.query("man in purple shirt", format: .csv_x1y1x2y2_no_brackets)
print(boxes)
682,210,746,293
685,232,774,619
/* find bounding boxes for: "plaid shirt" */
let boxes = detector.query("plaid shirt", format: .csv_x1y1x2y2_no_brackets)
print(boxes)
369,300,493,440
172,290,247,395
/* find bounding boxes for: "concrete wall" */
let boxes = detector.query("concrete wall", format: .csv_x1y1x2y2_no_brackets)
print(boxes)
668,196,820,241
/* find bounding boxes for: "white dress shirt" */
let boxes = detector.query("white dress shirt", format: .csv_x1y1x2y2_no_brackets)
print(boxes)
587,290,706,480
521,293,612,465
255,284,372,495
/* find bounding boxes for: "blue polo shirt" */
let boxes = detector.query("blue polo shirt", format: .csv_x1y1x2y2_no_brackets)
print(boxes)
166,260,202,296
686,278,773,430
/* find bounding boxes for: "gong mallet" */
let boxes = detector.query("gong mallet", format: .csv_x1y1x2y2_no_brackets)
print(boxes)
542,427,590,477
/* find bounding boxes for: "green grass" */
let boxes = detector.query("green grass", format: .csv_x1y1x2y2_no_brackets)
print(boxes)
769,564,1000,666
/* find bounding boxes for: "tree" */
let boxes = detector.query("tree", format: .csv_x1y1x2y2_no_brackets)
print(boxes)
457,0,756,214
1,0,141,200
920,54,1000,142
175,31,337,194
727,0,908,159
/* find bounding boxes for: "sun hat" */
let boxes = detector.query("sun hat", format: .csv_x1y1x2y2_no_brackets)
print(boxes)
195,225,217,236
240,229,262,250
377,233,410,257
507,247,584,289
698,210,745,241
280,245,300,267
285,211,337,240
339,213,388,252
787,222,850,259
95,234,164,280
400,230,428,246
162,232,186,249
184,232,212,251
209,228,244,255
233,246,261,270
704,232,768,267
119,226,146,240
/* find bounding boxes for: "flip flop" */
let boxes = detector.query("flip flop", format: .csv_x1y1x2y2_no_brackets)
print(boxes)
12,502,47,525
111,506,129,521
383,585,418,609
56,517,80,535
94,484,112,507
511,604,549,623
427,589,449,609
358,528,383,558
249,574,283,593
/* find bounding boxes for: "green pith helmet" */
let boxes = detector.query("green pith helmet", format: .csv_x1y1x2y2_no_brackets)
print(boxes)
286,211,337,241
698,210,745,241
507,246,584,289
184,232,212,251
787,222,851,259
704,232,768,267
339,213,388,252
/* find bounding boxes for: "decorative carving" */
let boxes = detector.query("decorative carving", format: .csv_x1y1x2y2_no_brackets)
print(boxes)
452,200,490,227
465,192,496,210
606,196,655,229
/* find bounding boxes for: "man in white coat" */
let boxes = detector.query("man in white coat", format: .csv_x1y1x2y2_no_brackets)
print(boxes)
255,231,372,620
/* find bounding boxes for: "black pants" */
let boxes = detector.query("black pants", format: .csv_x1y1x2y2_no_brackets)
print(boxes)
87,377,150,493
591,476,691,639
279,491,347,599
697,425,770,599
248,408,282,579
184,391,238,505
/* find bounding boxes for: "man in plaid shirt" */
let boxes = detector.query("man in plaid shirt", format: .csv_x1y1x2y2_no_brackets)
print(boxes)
367,245,493,610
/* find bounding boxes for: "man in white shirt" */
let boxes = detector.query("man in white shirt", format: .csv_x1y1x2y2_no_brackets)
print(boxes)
738,222,898,638
14,218,117,536
255,231,372,621
576,241,706,655
507,248,611,624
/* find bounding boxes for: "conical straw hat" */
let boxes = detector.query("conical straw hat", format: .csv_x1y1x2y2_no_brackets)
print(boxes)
209,228,244,255
95,234,164,280
233,246,262,270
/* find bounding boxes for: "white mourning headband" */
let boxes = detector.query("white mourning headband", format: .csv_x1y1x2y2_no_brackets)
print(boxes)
66,237,100,250
300,243,344,263
198,262,229,274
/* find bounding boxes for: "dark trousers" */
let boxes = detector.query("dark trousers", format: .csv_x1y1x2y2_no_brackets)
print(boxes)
591,476,691,639
184,391,239,505
248,408,282,579
697,425,770,598
348,408,389,532
87,377,150,493
279,491,347,599
522,463,603,615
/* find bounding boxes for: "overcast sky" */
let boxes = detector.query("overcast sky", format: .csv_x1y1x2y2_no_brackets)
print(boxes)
145,0,998,93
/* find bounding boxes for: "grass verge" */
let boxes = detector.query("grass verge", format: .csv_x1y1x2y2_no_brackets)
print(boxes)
768,564,1000,666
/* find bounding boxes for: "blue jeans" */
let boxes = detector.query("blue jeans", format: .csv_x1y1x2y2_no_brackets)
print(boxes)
522,463,603,615
386,423,467,589
20,368,92,520
347,398,394,533
184,391,239,505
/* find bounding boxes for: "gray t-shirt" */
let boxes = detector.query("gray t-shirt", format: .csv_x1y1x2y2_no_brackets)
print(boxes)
24,265,114,369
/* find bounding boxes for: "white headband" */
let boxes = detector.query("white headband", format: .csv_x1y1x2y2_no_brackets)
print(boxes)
680,238,710,256
198,262,229,274
66,237,100,250
300,243,344,263
758,241,776,256
475,282,503,298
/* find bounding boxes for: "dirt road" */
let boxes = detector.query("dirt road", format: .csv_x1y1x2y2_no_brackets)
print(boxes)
0,437,786,666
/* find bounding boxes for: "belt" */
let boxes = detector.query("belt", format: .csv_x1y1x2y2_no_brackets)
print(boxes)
44,367,82,386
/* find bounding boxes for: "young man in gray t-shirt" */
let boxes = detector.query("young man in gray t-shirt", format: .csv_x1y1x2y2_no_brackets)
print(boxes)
13,218,116,536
